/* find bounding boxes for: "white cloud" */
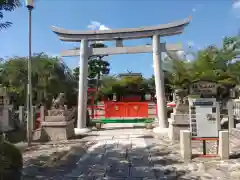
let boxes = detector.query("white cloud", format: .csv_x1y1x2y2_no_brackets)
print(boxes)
87,21,110,30
87,21,111,44
99,24,110,30
233,0,240,18
87,21,101,29
233,0,240,9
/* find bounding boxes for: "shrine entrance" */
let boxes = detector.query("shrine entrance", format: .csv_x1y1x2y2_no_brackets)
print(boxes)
52,17,191,133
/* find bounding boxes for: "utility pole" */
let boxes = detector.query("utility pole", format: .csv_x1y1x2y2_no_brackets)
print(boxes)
25,0,34,146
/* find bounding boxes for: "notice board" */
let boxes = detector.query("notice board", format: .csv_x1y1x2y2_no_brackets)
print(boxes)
189,98,220,138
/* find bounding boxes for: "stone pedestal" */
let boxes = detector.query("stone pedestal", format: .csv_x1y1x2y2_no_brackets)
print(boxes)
41,120,75,141
74,128,91,135
153,126,169,138
168,113,189,142
41,109,75,141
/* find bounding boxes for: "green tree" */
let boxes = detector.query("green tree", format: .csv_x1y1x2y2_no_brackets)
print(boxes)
73,42,110,89
0,53,76,107
223,36,240,51
0,0,21,30
166,36,239,90
167,59,192,89
98,75,118,98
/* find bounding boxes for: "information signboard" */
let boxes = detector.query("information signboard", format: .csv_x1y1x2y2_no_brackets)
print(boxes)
188,98,220,138
190,81,217,95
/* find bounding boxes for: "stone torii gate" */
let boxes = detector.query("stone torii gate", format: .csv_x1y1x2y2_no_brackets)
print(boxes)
51,17,191,134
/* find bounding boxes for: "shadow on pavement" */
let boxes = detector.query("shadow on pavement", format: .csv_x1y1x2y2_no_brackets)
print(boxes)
21,137,200,180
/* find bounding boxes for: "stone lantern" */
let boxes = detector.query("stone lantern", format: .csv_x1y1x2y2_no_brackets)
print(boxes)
0,86,14,133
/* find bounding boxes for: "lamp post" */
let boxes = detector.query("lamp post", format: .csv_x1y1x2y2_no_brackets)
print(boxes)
25,0,34,146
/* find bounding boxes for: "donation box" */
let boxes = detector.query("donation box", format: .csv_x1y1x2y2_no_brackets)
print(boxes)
188,98,220,138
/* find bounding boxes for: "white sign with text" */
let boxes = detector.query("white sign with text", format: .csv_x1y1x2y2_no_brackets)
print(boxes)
189,98,220,138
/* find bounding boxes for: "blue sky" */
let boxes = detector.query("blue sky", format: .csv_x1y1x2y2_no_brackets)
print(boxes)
1,0,239,78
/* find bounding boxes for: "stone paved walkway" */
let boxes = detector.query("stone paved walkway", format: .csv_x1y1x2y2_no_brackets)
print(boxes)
21,124,240,179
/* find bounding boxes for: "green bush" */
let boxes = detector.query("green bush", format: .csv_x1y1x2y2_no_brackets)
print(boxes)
0,139,23,180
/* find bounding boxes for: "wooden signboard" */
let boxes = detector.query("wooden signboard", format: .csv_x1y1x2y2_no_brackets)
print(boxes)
190,81,218,95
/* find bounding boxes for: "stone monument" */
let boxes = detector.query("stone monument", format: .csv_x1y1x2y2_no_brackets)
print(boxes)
168,88,189,141
41,93,76,141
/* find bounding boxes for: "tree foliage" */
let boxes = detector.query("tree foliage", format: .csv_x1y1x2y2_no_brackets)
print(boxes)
98,35,240,98
0,53,76,107
73,42,110,89
0,0,21,30
166,36,240,89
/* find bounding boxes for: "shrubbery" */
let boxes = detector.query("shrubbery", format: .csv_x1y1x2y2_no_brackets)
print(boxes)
0,138,23,180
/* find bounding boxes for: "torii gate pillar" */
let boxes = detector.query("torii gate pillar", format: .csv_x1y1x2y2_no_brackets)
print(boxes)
75,39,91,134
152,35,167,128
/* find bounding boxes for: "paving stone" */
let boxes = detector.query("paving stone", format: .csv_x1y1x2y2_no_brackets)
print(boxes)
22,124,240,179
105,165,129,178
125,178,146,180
88,164,107,177
96,177,125,180
130,166,156,178
95,135,114,140
64,164,91,178
130,157,151,166
22,165,39,174
113,135,130,139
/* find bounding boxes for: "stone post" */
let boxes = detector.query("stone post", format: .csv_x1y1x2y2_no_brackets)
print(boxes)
218,131,229,160
172,92,176,102
18,106,24,124
180,130,192,161
227,100,234,130
76,39,91,134
32,106,36,130
40,106,45,122
152,35,167,128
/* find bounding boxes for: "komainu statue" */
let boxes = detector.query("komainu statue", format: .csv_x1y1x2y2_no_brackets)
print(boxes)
174,89,189,114
51,93,65,110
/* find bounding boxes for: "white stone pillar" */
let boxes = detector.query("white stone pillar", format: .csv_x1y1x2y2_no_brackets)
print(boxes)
218,131,229,160
83,47,89,125
76,39,91,134
18,106,24,124
40,106,45,122
180,130,192,162
227,100,234,130
152,35,167,128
